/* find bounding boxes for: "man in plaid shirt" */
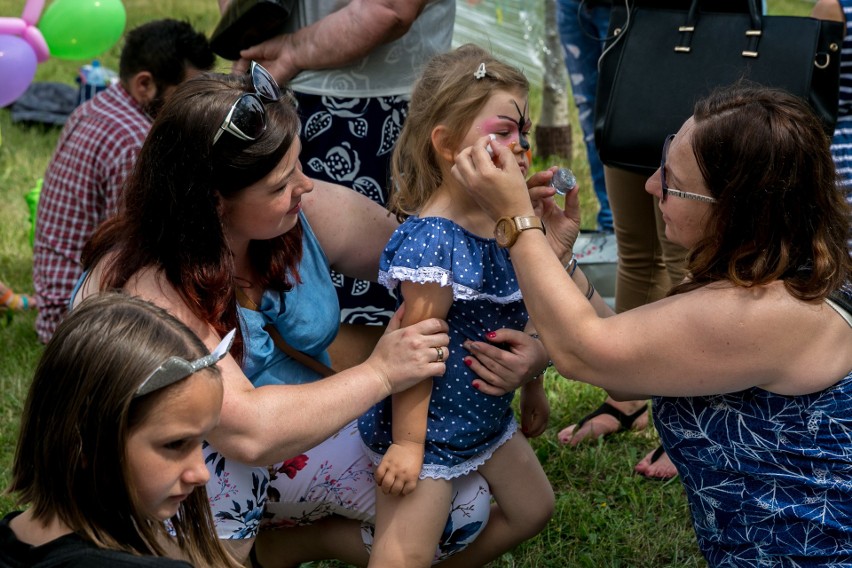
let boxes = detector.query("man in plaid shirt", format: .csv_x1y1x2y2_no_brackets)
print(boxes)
33,19,214,343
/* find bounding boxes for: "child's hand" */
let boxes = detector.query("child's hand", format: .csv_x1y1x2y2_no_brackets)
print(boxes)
520,379,550,438
374,441,425,496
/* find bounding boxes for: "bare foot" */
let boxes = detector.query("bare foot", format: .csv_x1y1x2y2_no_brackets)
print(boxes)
634,446,678,480
558,399,649,446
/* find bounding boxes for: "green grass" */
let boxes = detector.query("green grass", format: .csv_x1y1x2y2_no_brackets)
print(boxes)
0,0,814,566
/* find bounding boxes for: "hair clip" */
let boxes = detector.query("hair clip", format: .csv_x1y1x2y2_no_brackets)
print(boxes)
134,329,236,397
474,63,487,80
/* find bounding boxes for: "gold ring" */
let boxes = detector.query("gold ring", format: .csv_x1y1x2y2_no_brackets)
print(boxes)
434,346,444,362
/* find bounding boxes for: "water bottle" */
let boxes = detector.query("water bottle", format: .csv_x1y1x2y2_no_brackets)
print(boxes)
86,60,107,87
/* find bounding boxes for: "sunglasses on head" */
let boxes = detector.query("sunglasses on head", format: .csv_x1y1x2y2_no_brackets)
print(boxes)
212,61,283,145
134,329,235,397
660,134,718,204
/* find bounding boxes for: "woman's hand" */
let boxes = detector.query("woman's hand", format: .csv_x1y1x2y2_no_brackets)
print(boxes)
526,168,582,261
364,306,449,396
452,135,534,221
462,329,549,396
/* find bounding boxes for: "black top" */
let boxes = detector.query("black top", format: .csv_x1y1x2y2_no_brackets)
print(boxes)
0,513,193,567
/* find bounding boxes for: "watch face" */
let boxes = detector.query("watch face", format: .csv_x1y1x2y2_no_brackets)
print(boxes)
494,217,515,247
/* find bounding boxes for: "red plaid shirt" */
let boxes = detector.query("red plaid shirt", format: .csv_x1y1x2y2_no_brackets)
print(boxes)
33,84,151,343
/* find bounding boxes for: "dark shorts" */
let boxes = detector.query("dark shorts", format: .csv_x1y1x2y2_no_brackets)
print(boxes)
295,91,409,326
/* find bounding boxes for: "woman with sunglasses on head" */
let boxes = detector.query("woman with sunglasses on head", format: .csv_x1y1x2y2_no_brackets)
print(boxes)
2,292,239,567
456,84,852,566
74,63,550,566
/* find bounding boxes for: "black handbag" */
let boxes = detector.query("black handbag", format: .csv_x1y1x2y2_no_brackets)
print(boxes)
210,0,296,61
593,0,845,175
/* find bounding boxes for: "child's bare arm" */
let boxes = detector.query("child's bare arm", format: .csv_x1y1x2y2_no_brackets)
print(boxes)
374,281,453,496
520,377,549,437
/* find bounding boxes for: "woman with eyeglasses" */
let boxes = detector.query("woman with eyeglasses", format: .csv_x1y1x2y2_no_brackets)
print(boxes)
455,84,852,566
74,64,550,566
2,292,239,567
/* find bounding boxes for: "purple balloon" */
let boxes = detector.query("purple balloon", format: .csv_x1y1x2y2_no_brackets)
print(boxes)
0,34,37,107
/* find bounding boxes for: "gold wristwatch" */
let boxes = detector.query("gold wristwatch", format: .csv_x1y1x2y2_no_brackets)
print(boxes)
494,216,545,248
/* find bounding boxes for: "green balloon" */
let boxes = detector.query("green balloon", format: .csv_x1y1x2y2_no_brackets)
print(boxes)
39,0,126,60
25,179,42,248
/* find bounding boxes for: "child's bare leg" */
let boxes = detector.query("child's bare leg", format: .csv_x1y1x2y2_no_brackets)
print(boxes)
436,433,554,567
369,478,453,568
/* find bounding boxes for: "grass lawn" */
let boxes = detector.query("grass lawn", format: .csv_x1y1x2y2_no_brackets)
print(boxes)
0,0,814,566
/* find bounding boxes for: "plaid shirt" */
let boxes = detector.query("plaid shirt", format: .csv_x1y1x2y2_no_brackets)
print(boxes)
33,84,151,343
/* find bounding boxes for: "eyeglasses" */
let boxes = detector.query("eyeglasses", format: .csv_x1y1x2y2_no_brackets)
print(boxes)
660,134,718,204
134,329,235,397
212,61,282,145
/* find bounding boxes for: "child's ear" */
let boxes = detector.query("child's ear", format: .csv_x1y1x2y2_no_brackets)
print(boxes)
431,125,455,163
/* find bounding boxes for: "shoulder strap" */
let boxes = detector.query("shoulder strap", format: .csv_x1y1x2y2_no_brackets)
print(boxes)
263,324,337,378
235,286,337,378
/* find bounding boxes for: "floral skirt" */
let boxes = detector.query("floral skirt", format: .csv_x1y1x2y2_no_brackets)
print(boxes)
204,421,491,561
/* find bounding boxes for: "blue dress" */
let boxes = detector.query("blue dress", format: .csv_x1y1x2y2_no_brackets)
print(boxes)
831,0,852,200
358,216,527,479
653,287,852,567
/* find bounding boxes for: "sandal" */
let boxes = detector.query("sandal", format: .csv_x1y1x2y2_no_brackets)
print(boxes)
559,401,649,445
573,401,648,436
635,444,679,481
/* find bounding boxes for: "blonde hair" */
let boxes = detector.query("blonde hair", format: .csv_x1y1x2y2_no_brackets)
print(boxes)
389,44,529,218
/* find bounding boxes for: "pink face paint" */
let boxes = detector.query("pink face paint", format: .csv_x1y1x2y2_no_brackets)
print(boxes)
478,112,531,154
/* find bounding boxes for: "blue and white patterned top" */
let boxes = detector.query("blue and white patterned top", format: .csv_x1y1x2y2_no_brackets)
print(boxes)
358,216,526,479
654,291,852,567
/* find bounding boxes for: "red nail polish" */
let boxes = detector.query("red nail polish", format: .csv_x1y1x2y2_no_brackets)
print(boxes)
463,358,472,366
486,332,497,339
472,382,480,389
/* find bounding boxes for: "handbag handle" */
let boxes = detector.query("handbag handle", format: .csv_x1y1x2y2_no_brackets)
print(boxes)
676,0,762,57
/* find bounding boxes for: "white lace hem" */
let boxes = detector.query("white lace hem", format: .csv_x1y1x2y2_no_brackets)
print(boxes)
379,267,523,304
361,419,518,481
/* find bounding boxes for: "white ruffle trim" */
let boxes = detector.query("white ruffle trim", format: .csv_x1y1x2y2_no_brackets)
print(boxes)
379,267,523,304
361,419,518,481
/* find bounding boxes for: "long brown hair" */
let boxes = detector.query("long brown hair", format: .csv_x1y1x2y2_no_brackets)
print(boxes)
82,72,303,361
671,85,851,300
389,43,529,218
8,293,238,567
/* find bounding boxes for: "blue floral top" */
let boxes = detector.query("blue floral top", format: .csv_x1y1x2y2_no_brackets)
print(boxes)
654,286,852,567
358,216,527,479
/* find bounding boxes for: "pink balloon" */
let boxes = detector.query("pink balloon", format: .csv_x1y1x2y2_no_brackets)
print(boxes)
22,24,48,62
0,17,25,36
21,0,44,25
0,34,37,107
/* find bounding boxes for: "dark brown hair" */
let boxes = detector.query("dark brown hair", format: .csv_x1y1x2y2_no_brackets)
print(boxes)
83,72,303,361
671,85,851,300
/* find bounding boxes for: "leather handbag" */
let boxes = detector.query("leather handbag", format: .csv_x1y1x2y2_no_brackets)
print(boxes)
593,0,845,175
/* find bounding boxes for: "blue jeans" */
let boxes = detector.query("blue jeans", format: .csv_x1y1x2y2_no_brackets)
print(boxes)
557,0,612,232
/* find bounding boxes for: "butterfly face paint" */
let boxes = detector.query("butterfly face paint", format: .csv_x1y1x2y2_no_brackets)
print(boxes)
476,98,532,154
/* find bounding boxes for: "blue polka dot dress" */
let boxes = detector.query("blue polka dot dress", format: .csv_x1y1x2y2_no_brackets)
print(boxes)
358,216,527,479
